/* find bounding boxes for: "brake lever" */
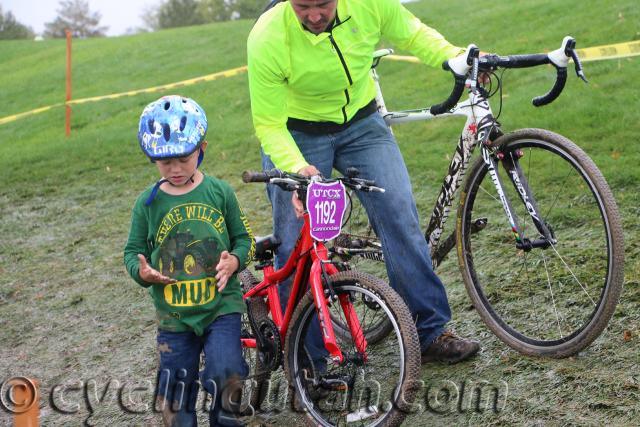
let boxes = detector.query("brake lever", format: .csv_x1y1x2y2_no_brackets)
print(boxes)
570,49,588,83
353,177,376,186
467,55,480,93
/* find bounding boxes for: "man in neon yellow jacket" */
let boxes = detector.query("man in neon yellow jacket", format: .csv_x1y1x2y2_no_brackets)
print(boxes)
248,0,480,365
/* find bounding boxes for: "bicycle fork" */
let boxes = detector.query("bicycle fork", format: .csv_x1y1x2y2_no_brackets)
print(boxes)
481,145,556,250
309,255,369,366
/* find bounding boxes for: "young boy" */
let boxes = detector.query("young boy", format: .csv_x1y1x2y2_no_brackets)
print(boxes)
124,95,255,426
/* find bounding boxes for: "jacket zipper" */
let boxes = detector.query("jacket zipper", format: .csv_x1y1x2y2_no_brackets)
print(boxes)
328,33,353,123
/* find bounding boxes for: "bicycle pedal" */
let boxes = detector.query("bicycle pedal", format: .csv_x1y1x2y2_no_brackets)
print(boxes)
318,374,352,391
346,406,379,423
471,217,488,232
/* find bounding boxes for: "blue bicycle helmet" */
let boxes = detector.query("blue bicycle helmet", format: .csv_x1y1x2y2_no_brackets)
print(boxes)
138,95,208,161
138,96,208,206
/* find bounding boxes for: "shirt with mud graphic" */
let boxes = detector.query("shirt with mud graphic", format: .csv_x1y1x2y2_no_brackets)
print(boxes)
124,174,255,335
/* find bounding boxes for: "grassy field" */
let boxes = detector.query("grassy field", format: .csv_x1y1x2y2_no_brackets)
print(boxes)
0,0,638,425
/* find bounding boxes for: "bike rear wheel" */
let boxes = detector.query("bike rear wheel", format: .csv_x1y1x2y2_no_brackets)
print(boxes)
457,128,624,357
239,269,272,412
283,270,420,427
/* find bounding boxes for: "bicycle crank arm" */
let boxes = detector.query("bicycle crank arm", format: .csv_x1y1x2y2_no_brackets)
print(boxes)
318,374,355,391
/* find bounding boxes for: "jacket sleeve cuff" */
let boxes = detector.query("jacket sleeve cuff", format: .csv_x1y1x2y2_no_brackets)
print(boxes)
229,252,245,272
131,266,153,288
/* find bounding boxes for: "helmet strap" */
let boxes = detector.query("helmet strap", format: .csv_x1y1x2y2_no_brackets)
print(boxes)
144,179,168,206
196,147,204,167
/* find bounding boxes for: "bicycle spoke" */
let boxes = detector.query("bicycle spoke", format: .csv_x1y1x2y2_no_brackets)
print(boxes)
548,242,597,307
478,181,501,204
543,167,576,221
542,254,564,338
522,250,543,337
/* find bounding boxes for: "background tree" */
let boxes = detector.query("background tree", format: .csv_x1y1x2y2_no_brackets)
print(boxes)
44,0,108,38
196,0,232,23
198,0,267,21
0,5,35,40
146,0,269,30
231,0,268,19
144,0,205,31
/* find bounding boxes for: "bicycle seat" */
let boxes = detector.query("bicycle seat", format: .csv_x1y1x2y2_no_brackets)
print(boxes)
254,234,281,260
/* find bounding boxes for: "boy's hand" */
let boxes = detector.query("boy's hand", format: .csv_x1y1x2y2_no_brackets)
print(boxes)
137,254,176,285
215,251,239,292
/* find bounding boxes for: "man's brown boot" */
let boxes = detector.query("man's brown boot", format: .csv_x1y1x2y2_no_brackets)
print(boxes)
421,330,480,364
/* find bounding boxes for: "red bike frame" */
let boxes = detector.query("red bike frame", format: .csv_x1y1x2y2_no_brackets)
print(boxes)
241,212,368,364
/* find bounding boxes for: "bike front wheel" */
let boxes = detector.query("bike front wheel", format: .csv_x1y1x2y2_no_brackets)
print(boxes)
457,128,624,357
284,270,420,427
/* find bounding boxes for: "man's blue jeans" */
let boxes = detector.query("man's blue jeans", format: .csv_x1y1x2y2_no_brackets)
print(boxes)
261,112,451,351
155,313,247,427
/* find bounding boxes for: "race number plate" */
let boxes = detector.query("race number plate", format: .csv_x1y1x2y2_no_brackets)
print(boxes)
306,180,347,241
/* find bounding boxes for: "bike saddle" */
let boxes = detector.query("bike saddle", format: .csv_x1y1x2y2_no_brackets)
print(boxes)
254,234,281,260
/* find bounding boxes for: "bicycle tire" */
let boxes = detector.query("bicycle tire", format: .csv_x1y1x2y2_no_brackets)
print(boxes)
457,128,624,357
283,270,420,427
238,269,272,411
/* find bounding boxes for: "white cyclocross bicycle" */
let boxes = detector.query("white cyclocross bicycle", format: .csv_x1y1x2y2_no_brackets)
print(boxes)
332,37,624,358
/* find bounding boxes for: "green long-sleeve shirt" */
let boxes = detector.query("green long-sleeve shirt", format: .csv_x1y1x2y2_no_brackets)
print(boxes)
124,174,255,335
247,0,463,173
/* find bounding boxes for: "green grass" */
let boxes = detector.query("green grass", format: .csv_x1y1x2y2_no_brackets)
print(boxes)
1,0,639,425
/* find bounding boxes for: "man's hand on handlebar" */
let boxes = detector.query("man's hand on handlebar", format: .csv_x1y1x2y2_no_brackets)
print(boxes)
294,164,321,217
297,164,321,177
292,192,305,218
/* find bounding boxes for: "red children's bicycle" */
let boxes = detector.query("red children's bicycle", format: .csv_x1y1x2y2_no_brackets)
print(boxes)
238,169,420,427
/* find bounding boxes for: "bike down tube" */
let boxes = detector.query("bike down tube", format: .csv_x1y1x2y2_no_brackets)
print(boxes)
280,254,313,333
424,97,484,253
